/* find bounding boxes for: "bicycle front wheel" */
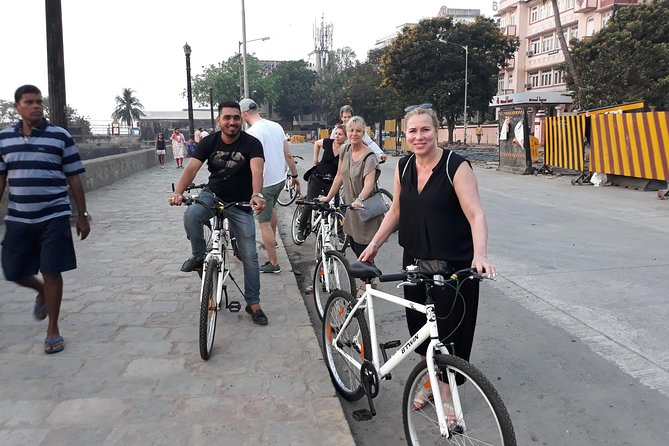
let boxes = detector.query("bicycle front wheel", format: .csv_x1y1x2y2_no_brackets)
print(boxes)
199,258,220,360
322,290,371,401
403,355,516,446
313,250,356,320
291,204,305,245
277,177,298,206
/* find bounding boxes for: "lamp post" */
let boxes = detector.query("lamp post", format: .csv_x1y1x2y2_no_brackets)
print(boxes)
209,87,215,130
183,42,195,139
437,36,469,145
238,36,270,99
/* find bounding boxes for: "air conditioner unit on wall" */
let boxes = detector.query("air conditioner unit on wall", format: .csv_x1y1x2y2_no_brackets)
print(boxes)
526,50,534,57
524,83,533,89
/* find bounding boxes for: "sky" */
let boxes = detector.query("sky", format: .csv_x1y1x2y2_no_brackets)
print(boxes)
1,0,495,124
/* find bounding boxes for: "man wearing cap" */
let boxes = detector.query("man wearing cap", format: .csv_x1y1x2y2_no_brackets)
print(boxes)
333,104,387,162
169,100,269,325
240,98,299,274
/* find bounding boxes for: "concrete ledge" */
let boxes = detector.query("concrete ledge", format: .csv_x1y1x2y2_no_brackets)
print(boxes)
0,148,170,223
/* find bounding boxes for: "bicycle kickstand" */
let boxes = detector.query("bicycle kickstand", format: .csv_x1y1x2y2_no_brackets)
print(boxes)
352,361,379,421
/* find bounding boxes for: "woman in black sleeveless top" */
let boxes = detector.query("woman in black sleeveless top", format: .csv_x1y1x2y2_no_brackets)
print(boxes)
296,124,346,240
360,107,496,365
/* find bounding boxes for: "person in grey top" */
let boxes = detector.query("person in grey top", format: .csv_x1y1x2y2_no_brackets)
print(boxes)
331,105,387,163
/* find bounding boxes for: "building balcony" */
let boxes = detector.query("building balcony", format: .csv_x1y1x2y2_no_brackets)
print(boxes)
505,25,517,37
600,0,638,9
574,0,598,13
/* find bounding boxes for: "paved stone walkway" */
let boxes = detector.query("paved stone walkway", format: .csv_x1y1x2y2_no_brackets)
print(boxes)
0,161,354,446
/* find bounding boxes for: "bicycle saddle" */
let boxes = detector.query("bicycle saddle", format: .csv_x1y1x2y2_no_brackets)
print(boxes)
349,261,382,280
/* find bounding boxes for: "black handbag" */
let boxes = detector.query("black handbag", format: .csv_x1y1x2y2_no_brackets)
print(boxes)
303,166,316,182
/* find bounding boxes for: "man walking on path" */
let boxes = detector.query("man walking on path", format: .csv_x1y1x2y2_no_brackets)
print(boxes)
240,98,299,273
0,84,91,354
169,100,269,325
333,104,387,162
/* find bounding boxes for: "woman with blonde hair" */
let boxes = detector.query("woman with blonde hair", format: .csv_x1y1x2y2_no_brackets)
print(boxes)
359,105,496,417
320,116,383,257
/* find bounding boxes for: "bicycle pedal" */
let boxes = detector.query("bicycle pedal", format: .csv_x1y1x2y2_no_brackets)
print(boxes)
352,409,374,421
382,340,401,349
227,301,241,312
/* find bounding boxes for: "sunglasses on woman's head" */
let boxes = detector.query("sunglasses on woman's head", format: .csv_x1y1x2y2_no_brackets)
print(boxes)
404,103,433,113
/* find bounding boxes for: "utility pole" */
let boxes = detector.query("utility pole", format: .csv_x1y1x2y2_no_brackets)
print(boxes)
45,0,67,128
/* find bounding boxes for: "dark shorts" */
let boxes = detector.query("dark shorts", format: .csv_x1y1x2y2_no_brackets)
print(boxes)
1,216,77,281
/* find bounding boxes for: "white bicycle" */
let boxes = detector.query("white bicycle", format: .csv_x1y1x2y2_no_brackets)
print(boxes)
322,260,516,445
294,198,355,320
181,184,248,360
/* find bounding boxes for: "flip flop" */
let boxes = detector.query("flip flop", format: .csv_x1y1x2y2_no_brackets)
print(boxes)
33,294,47,321
44,336,65,354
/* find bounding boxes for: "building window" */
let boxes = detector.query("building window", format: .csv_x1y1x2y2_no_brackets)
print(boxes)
586,16,595,36
498,76,505,93
530,38,541,55
602,10,614,27
529,72,540,88
508,74,514,88
541,71,553,86
566,0,575,9
557,0,566,12
539,4,546,20
554,70,564,85
570,26,578,41
510,11,516,26
530,6,539,23
542,34,554,53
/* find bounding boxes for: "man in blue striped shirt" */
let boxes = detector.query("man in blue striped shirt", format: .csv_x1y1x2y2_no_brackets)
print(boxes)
0,85,91,354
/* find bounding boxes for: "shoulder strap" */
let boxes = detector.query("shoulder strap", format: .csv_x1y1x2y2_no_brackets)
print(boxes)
445,150,454,186
400,153,415,181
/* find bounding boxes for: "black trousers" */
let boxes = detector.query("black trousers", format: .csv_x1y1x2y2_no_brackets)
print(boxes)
402,251,479,361
298,175,333,231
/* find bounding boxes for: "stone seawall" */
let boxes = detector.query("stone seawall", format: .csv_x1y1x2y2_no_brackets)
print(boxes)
0,147,172,223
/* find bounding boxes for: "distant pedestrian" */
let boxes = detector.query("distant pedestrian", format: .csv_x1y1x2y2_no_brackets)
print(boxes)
170,128,185,168
187,138,197,157
200,128,210,139
155,133,166,168
194,127,202,143
0,84,91,354
240,98,299,273
475,125,483,144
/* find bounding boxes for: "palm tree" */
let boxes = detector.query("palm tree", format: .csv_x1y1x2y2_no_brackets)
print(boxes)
547,0,579,86
112,88,146,127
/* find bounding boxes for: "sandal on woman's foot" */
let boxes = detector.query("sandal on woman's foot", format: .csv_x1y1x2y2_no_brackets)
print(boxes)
33,294,47,321
44,336,64,354
412,383,434,410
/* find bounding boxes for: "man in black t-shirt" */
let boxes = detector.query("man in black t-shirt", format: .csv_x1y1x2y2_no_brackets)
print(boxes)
169,101,269,325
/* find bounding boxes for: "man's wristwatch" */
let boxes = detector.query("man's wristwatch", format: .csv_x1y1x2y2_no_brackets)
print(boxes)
289,174,298,178
251,192,264,200
79,211,90,218
357,195,365,202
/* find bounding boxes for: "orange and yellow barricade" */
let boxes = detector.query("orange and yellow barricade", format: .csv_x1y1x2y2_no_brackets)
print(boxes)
544,115,587,171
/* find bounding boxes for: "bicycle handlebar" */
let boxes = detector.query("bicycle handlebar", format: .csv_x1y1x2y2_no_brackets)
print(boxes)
379,267,488,284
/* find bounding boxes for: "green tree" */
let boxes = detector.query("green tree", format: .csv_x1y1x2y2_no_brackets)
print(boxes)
192,54,273,106
568,1,669,110
0,99,20,124
381,17,518,143
111,88,146,127
270,60,317,121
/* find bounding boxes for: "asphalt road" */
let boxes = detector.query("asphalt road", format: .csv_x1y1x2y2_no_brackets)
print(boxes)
276,142,669,446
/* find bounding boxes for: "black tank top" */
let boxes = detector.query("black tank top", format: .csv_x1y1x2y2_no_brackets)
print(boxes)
314,139,339,178
398,149,473,261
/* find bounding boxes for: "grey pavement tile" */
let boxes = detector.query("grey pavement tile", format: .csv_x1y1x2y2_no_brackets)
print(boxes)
96,377,157,398
41,427,112,446
0,400,56,428
46,398,125,425
0,428,49,446
124,358,186,377
103,422,193,446
114,327,170,342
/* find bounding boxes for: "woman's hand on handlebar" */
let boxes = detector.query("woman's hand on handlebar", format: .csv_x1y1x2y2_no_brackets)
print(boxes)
317,195,330,203
472,255,496,279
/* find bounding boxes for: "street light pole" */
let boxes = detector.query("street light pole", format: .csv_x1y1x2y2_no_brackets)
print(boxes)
183,43,195,139
238,36,270,99
437,36,469,145
241,0,249,98
209,87,215,130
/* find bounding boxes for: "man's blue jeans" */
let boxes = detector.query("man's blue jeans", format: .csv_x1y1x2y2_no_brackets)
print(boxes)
183,188,260,305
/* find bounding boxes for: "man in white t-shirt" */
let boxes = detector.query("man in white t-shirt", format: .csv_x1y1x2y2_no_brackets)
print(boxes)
200,128,210,139
240,98,299,273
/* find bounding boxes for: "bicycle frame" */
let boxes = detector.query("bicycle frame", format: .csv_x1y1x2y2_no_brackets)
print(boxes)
198,210,230,309
329,283,464,436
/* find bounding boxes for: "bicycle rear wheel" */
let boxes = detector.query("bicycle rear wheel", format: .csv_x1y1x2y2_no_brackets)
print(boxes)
291,204,305,245
277,177,298,206
322,290,371,401
403,355,516,446
199,258,219,360
313,250,356,320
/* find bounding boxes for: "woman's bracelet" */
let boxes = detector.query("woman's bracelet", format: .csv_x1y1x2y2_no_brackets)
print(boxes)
370,241,381,249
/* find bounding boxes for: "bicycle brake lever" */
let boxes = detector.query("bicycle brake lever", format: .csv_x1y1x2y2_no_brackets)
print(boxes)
396,281,417,289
